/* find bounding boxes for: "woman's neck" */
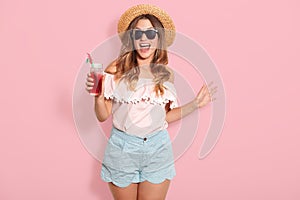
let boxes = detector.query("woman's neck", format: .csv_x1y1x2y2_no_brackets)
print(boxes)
136,54,154,67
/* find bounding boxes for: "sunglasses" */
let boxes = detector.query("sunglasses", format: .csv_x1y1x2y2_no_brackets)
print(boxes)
132,29,158,40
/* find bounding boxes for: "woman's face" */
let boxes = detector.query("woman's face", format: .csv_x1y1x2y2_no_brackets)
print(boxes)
132,19,159,61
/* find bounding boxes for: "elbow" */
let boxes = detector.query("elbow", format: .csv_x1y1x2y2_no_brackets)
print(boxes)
94,106,111,122
165,107,180,123
95,113,109,122
98,118,106,122
165,112,176,123
166,116,177,123
97,115,109,122
165,115,172,123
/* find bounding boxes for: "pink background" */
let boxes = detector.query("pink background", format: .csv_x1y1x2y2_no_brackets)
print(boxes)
1,0,299,199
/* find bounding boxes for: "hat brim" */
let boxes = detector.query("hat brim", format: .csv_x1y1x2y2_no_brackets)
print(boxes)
118,4,176,46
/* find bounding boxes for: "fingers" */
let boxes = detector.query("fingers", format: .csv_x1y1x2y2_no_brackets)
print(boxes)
198,81,218,104
86,78,94,84
85,73,94,92
85,73,106,97
208,81,214,87
207,81,217,92
197,84,208,98
209,86,218,96
207,82,218,102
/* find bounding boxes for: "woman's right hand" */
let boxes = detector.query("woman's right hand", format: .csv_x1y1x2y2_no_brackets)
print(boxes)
85,73,106,99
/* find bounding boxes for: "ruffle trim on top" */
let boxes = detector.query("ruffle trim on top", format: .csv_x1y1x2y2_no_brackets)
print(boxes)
103,73,178,109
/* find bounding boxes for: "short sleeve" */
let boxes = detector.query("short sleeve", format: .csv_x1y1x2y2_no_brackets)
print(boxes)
103,72,115,100
164,81,179,109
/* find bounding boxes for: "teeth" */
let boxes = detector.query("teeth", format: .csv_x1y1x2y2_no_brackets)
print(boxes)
139,43,150,48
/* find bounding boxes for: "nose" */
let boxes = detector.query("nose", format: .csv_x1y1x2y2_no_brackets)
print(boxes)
140,32,147,41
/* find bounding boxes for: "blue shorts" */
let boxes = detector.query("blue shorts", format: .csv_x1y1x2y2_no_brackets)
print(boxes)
101,127,176,188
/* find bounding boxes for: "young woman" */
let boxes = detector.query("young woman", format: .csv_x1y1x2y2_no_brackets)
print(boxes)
85,4,217,200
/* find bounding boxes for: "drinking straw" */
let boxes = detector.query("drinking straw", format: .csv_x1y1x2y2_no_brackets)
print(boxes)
86,53,93,64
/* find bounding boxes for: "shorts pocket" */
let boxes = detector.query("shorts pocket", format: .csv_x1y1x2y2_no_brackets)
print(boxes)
109,132,126,150
158,131,171,147
102,133,126,171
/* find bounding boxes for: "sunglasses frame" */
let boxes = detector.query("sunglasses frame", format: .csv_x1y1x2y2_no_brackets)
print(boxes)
131,29,159,40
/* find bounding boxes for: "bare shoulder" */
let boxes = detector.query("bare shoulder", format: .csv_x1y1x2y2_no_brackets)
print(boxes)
166,66,175,83
105,60,117,74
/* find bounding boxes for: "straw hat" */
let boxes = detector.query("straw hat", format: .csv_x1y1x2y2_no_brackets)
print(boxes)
117,4,176,46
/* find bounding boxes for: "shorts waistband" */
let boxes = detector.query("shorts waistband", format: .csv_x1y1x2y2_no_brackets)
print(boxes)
111,127,168,143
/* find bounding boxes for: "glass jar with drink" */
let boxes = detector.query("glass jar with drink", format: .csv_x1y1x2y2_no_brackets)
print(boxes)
89,63,104,96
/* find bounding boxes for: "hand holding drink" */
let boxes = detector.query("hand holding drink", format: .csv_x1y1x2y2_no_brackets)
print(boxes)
85,53,105,97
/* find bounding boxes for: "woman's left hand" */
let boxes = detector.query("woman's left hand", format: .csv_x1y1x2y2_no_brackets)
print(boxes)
194,81,217,108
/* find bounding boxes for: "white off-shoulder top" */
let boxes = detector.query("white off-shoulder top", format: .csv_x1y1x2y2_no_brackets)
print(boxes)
103,72,178,137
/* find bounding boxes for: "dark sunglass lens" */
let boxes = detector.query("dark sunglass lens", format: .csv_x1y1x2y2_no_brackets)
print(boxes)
145,30,157,39
134,30,143,40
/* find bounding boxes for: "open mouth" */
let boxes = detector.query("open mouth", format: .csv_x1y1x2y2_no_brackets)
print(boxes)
138,43,151,53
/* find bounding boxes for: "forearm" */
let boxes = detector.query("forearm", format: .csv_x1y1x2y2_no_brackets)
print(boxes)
94,97,111,122
166,100,198,123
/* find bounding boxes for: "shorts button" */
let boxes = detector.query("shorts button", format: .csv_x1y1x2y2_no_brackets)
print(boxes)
143,137,147,141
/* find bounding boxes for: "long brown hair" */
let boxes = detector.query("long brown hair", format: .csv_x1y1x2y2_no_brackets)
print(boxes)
115,14,171,96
